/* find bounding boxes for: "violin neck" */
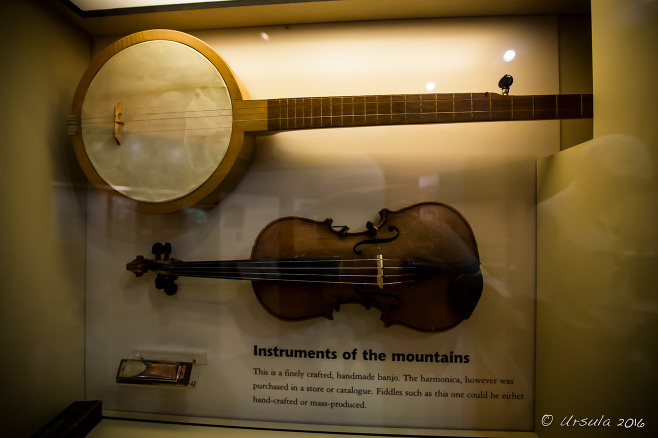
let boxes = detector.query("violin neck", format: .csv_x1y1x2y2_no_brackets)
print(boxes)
264,92,593,131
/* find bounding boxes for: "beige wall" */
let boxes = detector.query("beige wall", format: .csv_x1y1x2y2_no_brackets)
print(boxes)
536,0,658,437
0,1,90,436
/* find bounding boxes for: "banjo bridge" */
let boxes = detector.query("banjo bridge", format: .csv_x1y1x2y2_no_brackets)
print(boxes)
113,102,124,145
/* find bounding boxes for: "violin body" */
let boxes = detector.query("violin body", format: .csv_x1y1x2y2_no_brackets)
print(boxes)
251,202,482,332
128,202,482,332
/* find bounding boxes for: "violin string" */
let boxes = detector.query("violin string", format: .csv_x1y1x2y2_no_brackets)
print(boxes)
165,267,413,275
165,264,414,274
159,256,417,286
166,268,414,278
163,257,412,265
160,259,415,276
166,265,413,271
162,271,415,287
166,275,414,286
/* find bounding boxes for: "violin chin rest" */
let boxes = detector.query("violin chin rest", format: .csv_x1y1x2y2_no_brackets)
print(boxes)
449,271,483,320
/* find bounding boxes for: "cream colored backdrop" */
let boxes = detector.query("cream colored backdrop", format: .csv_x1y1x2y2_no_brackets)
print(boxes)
85,17,560,431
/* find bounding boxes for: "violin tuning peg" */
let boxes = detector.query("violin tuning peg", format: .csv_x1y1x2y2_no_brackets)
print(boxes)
163,242,172,259
154,274,178,296
154,274,166,290
152,242,164,259
164,281,178,296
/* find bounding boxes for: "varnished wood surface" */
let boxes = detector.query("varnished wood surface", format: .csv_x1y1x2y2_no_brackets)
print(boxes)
249,202,480,332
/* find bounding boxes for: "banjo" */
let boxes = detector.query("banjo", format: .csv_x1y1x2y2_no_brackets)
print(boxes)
69,29,593,214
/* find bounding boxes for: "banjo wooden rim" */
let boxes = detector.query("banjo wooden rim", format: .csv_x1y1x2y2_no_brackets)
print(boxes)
70,29,252,214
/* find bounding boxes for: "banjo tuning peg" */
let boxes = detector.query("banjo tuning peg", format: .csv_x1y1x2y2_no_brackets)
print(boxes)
498,74,513,95
163,242,172,260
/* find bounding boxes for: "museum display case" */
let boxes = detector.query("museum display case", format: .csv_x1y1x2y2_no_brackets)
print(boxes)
2,1,656,437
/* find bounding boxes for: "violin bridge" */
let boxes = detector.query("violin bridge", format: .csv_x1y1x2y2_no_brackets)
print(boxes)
377,254,384,289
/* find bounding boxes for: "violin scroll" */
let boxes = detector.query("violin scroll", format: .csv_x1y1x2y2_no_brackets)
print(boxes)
126,255,150,277
126,242,179,295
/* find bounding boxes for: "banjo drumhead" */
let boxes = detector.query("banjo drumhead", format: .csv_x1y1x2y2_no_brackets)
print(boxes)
72,30,248,213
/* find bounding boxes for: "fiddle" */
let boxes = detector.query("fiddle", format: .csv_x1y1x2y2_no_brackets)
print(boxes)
127,202,483,332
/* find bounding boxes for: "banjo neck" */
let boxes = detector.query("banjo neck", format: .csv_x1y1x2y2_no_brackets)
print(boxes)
234,92,593,132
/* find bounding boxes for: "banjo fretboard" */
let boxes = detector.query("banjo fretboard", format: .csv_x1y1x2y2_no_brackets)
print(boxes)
260,92,593,131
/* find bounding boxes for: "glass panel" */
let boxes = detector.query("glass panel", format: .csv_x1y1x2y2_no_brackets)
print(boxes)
84,16,560,432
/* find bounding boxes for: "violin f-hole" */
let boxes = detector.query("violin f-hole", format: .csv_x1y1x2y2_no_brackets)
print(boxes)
353,225,400,255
